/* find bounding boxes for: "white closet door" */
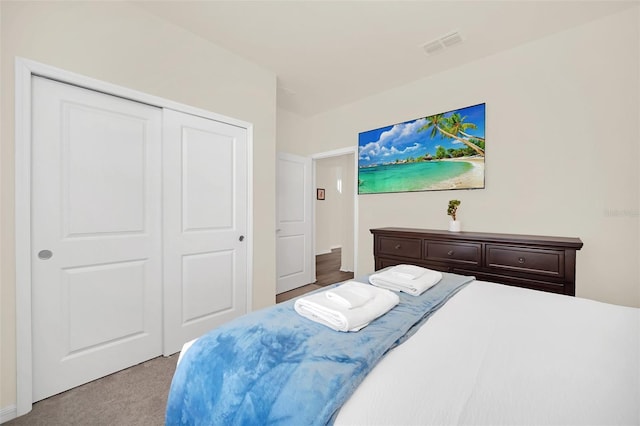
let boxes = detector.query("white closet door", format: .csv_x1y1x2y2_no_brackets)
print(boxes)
163,109,248,355
31,77,163,401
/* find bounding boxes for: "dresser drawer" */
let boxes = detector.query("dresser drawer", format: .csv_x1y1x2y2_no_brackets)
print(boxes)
486,245,564,278
377,236,422,259
425,241,480,265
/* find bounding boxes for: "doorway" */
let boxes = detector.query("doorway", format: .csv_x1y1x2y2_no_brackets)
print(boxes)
313,152,356,274
275,147,357,303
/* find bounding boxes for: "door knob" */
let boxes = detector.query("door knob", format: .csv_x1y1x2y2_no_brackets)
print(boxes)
38,250,53,260
239,235,245,242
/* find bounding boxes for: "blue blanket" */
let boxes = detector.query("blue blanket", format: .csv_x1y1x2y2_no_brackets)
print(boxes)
165,272,474,426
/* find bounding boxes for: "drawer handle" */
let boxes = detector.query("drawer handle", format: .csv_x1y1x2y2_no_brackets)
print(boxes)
394,244,401,250
447,250,454,256
518,257,526,264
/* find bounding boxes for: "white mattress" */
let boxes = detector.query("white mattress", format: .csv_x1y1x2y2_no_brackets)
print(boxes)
335,281,640,425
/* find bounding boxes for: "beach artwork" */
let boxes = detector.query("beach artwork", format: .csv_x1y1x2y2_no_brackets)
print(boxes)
358,103,485,194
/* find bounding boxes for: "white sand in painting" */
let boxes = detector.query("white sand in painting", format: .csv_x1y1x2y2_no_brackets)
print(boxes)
426,157,484,190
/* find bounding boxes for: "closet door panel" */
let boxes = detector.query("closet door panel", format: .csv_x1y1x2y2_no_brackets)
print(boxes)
163,109,248,355
182,127,235,230
31,76,163,402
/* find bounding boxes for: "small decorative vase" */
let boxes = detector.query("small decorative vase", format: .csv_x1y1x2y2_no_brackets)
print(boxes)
448,220,461,232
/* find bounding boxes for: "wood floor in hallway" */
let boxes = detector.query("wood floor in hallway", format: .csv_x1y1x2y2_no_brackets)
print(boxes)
276,248,353,303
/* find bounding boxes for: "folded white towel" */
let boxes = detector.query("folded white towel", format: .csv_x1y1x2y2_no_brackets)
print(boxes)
390,264,427,280
294,281,399,332
325,283,373,309
369,265,442,296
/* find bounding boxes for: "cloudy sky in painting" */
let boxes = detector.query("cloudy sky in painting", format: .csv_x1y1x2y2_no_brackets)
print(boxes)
358,103,485,166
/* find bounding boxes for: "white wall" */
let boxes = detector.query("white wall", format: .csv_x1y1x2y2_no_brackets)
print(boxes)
276,108,313,155
300,7,640,308
1,1,277,411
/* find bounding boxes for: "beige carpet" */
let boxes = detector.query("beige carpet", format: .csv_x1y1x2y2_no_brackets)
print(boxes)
6,354,179,426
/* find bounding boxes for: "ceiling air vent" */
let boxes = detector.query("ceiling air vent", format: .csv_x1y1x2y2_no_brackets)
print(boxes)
422,40,444,55
422,31,463,56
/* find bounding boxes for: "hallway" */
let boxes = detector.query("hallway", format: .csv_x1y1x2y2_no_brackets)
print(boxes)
276,248,353,303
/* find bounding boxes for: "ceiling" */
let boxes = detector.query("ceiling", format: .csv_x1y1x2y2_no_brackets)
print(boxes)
132,1,636,117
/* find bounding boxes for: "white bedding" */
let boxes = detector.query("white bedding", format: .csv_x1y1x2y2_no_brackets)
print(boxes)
335,280,640,425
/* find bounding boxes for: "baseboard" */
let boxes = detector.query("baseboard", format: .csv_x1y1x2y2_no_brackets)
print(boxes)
0,405,17,424
317,246,343,256
339,268,354,273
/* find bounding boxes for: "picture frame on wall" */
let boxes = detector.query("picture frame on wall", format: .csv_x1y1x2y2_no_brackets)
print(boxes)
358,103,485,194
317,188,325,200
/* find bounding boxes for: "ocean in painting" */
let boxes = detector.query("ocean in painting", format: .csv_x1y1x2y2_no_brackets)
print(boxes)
358,161,475,194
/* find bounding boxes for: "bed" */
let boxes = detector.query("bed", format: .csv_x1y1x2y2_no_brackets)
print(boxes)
165,268,639,425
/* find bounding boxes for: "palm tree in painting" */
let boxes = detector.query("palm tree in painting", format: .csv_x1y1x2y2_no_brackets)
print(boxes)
421,113,446,139
447,113,485,142
419,113,485,157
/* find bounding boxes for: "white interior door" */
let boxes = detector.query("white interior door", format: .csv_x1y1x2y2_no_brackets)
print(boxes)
31,76,162,402
163,109,248,355
276,152,313,294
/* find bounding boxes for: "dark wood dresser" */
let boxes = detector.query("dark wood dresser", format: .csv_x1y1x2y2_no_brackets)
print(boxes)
371,227,583,296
